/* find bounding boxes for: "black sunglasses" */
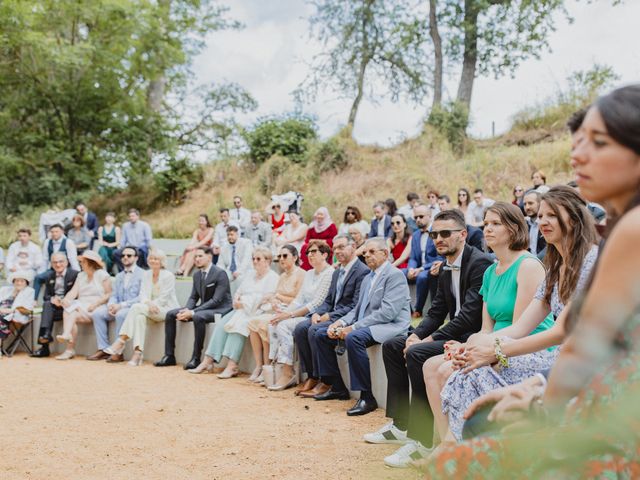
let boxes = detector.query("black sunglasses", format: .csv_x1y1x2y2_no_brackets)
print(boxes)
277,253,290,259
428,229,463,240
414,214,426,219
122,253,136,258
391,221,403,226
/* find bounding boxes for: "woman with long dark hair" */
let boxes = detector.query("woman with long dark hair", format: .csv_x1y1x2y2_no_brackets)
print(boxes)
176,214,214,276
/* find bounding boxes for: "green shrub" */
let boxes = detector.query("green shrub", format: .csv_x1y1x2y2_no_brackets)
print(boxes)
308,138,349,174
427,101,469,154
154,158,203,204
244,115,317,165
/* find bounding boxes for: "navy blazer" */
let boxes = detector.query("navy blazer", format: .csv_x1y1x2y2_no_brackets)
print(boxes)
413,245,494,341
85,211,99,237
315,259,370,322
466,225,485,252
369,216,392,239
407,229,442,270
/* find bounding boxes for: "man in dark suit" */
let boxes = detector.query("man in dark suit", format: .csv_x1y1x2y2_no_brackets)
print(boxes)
368,202,392,238
406,205,443,317
523,190,547,259
30,252,79,358
155,247,232,369
75,202,99,248
294,234,370,398
364,209,493,468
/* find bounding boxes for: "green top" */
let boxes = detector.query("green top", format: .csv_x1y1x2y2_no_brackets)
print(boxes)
100,225,116,244
479,253,554,335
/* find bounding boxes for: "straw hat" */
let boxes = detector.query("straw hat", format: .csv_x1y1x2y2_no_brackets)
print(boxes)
79,250,105,269
8,270,34,285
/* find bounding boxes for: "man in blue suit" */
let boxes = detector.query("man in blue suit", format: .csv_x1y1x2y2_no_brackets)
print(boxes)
88,246,143,361
406,205,443,316
314,237,411,415
368,202,391,239
75,202,99,248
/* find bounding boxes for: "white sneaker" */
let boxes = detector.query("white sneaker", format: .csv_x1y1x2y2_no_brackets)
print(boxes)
384,441,432,468
363,422,409,445
55,349,75,361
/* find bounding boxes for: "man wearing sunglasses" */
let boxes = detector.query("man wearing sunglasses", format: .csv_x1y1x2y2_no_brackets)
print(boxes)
406,206,443,318
89,246,143,361
365,209,493,468
313,237,411,416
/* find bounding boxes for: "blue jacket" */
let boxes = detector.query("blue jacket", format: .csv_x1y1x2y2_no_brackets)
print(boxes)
466,225,485,252
369,215,392,239
408,229,442,270
108,266,144,307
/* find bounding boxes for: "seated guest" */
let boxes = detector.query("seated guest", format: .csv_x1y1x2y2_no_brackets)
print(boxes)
0,271,35,341
387,214,412,271
436,197,484,251
247,245,305,381
384,198,398,217
113,209,152,270
406,206,443,317
216,225,253,295
466,189,495,228
397,192,420,220
364,209,493,467
105,249,179,366
295,234,370,398
314,237,411,415
368,202,391,239
154,247,232,370
74,202,99,247
267,240,334,390
269,202,288,237
97,212,121,274
55,251,112,360
530,169,547,191
456,188,471,220
30,253,79,357
512,185,525,213
34,223,80,300
67,214,92,255
429,187,599,445
176,214,214,276
274,211,307,252
523,190,547,259
426,190,441,216
417,203,549,452
6,228,43,276
245,211,273,248
88,246,143,362
349,225,368,264
190,246,279,377
229,195,251,233
338,206,369,237
299,207,338,270
212,208,240,258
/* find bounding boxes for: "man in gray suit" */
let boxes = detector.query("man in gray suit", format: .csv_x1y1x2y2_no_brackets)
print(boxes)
315,237,411,416
217,225,253,294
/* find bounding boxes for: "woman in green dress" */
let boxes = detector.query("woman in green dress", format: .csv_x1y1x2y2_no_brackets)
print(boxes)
97,212,121,274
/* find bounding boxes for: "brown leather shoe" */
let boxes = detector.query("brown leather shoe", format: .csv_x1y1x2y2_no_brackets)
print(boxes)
295,378,318,396
299,382,330,398
106,353,124,363
87,350,110,361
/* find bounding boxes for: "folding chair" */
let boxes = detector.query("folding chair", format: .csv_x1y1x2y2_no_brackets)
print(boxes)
1,312,34,357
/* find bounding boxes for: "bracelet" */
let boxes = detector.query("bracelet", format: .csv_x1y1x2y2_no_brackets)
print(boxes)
493,338,509,370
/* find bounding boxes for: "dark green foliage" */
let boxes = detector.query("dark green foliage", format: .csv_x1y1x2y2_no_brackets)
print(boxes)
308,138,349,174
244,116,318,165
427,101,470,153
154,158,204,204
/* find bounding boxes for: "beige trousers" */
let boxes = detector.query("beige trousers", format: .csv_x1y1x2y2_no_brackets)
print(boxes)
119,303,167,352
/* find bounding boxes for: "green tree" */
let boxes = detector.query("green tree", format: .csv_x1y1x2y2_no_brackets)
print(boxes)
296,0,430,130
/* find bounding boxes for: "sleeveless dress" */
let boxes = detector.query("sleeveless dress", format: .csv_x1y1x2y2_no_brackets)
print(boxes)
98,226,117,272
391,237,409,269
69,270,110,316
441,253,556,440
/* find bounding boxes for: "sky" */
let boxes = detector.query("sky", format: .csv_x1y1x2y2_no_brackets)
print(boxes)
192,0,640,147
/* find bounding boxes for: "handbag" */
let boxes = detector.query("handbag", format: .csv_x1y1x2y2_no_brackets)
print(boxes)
261,362,277,388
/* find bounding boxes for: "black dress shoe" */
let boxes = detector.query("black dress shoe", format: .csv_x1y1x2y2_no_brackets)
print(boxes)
314,388,351,401
347,397,378,416
30,347,50,358
184,357,200,370
154,355,177,367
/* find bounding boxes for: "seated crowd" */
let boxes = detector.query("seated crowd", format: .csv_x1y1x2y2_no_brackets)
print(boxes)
2,85,639,475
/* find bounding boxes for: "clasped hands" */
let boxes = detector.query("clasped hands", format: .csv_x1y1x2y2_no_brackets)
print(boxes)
327,320,352,339
446,334,498,374
176,308,194,321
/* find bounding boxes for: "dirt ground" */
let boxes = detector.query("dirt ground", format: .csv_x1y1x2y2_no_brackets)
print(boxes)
1,353,421,480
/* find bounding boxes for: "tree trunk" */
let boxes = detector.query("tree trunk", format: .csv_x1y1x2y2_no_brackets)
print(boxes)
347,0,373,131
456,0,480,108
429,0,443,110
348,57,368,128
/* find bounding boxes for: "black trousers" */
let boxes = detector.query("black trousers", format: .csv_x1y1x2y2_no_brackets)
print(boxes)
293,318,331,379
38,301,63,344
164,307,230,359
382,335,447,448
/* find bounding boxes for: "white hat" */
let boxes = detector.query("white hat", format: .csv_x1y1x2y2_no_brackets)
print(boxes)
9,270,34,285
79,250,105,269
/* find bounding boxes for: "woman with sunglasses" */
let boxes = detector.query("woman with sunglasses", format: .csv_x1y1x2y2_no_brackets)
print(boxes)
422,202,551,449
299,207,337,270
512,185,525,213
190,246,279,378
247,244,305,383
338,206,369,237
387,213,412,271
457,188,471,219
266,240,335,390
421,85,640,478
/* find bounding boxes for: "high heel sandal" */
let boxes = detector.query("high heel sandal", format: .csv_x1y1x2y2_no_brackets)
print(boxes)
127,351,143,366
268,375,298,391
188,361,214,374
104,339,125,356
248,366,262,382
216,367,239,379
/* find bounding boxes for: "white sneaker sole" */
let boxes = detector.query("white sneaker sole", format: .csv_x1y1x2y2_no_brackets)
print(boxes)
364,435,408,445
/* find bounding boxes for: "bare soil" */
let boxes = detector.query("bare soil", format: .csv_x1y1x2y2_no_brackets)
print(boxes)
1,354,419,480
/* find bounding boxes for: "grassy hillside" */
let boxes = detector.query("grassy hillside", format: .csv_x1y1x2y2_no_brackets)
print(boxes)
0,127,573,245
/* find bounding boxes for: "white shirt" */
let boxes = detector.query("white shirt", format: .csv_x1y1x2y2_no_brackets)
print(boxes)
419,230,429,266
7,241,43,273
397,204,414,219
123,265,138,289
213,219,240,248
447,249,464,317
466,198,495,226
376,217,386,237
230,207,251,233
42,236,79,272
